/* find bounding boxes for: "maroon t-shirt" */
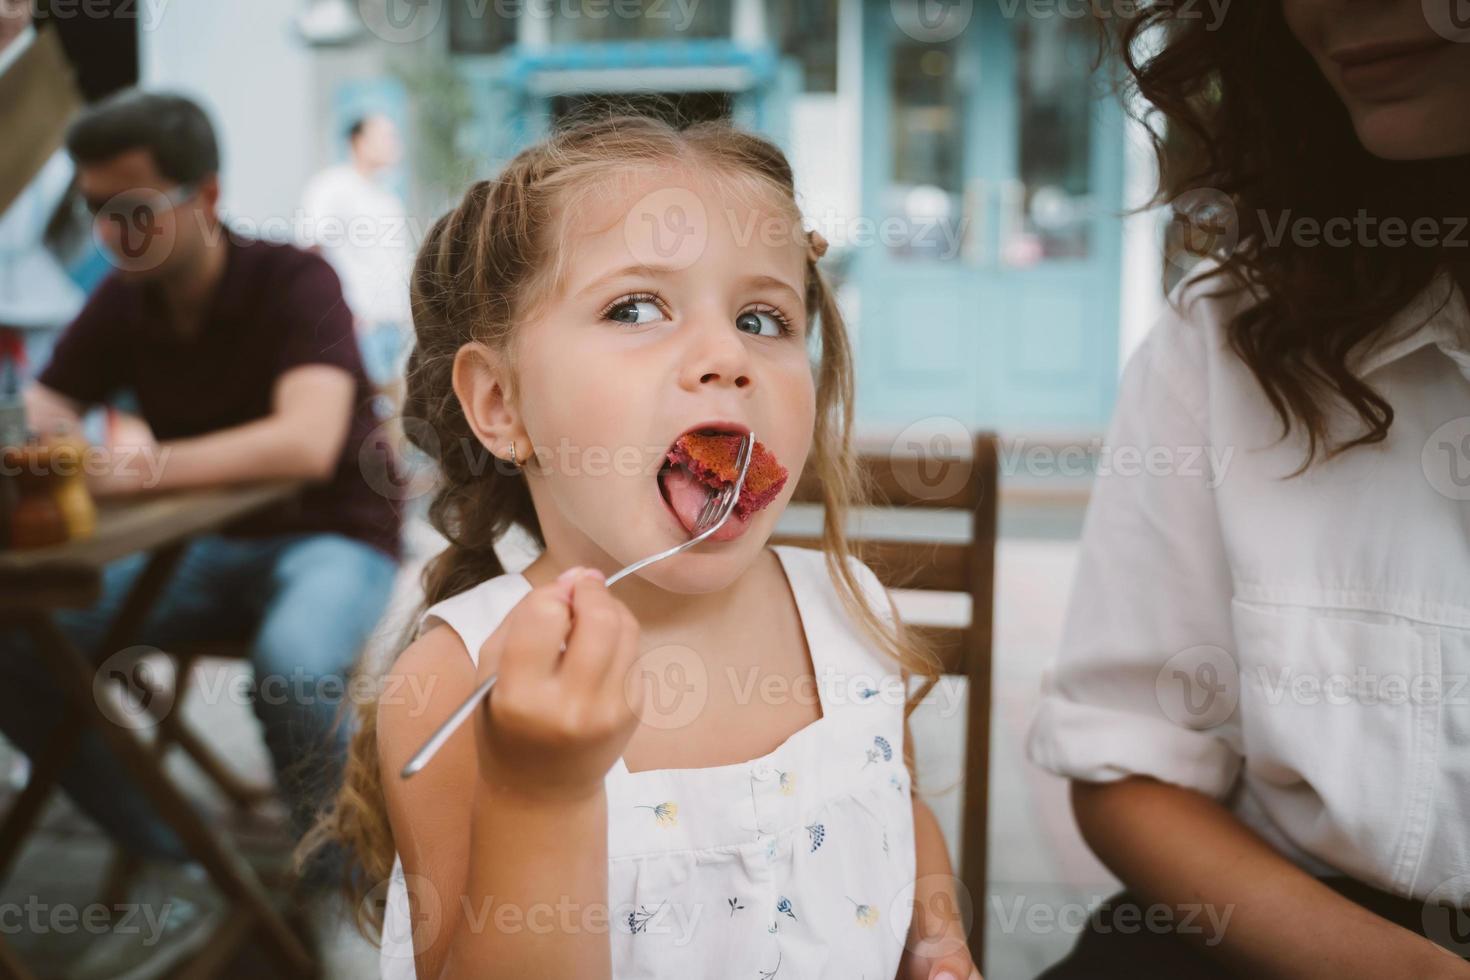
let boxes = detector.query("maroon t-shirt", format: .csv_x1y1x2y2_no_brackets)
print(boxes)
38,235,402,560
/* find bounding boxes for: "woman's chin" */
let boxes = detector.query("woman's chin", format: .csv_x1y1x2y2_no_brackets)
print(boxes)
1351,101,1470,160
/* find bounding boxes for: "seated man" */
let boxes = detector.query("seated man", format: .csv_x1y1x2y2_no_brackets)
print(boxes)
2,89,403,974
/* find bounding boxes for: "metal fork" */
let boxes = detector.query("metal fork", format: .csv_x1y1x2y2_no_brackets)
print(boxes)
400,431,754,779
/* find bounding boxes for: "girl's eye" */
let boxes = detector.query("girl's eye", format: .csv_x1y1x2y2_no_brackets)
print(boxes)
603,295,666,326
736,308,790,338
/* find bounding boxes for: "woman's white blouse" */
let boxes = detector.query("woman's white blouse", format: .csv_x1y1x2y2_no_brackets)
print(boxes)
380,545,917,979
1027,264,1470,901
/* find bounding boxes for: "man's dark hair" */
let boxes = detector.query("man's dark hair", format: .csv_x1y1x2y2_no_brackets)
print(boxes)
65,89,219,184
347,116,369,143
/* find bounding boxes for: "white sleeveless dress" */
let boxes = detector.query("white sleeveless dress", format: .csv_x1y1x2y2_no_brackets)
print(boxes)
379,545,916,979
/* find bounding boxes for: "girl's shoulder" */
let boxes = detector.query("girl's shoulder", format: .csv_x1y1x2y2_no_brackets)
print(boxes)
772,541,887,602
772,543,903,682
416,569,533,669
410,547,899,676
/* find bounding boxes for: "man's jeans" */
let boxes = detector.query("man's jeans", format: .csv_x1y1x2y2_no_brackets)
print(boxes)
0,532,397,873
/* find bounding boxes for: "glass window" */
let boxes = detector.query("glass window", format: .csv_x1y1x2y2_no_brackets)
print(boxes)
764,0,838,93
550,92,732,128
450,0,516,54
885,38,965,261
548,0,732,43
1003,16,1094,265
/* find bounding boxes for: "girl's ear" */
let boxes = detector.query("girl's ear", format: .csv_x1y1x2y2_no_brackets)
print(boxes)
452,341,523,462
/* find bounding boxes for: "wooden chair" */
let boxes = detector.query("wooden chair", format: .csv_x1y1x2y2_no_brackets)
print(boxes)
770,430,998,965
87,637,285,918
0,483,317,978
143,639,279,814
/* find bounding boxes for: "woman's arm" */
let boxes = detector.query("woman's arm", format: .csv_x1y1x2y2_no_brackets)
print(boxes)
1073,777,1470,980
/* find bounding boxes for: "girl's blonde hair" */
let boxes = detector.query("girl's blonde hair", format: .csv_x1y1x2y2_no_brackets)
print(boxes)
295,109,942,944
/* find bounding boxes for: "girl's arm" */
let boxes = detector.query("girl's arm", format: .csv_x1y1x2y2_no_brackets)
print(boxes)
898,794,983,980
894,690,980,980
1072,776,1470,980
378,569,641,980
447,777,610,978
379,628,612,980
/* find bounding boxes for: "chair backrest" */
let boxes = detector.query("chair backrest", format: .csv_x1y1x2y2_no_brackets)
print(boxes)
769,430,998,964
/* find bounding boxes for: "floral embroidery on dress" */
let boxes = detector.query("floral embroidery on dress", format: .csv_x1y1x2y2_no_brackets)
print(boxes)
776,896,797,922
758,950,783,978
806,822,825,852
728,897,745,916
888,773,904,793
862,735,893,768
626,900,666,934
846,897,879,927
634,801,678,827
857,684,880,700
778,770,796,795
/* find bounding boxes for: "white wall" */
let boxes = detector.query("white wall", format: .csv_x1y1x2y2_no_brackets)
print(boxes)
784,0,862,248
139,0,320,226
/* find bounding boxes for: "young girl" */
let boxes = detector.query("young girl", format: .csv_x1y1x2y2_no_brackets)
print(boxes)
297,114,982,980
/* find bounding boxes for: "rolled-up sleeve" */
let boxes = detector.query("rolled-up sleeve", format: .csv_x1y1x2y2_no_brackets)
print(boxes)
1025,299,1243,800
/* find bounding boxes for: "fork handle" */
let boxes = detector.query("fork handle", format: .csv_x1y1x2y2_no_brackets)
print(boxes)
401,432,754,780
402,516,724,779
400,671,497,779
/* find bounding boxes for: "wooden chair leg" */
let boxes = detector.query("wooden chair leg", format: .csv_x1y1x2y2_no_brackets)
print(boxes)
148,650,190,759
171,905,260,980
0,717,83,883
170,725,278,810
96,848,142,916
961,655,992,966
141,651,275,812
0,932,37,980
24,612,317,978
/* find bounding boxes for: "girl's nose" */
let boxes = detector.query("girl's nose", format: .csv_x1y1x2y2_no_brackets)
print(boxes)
679,317,753,391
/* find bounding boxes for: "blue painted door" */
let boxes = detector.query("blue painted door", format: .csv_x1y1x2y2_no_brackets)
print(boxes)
855,1,1125,431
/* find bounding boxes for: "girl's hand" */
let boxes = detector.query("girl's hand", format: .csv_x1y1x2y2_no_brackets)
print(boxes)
899,873,983,980
472,566,643,804
899,939,981,980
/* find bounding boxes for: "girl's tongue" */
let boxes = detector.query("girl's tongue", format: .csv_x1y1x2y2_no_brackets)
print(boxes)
660,462,724,535
657,432,789,538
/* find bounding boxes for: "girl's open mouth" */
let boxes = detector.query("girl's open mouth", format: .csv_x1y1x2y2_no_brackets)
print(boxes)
656,428,788,543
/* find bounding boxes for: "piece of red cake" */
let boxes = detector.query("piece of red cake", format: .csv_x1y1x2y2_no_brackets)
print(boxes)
667,432,788,519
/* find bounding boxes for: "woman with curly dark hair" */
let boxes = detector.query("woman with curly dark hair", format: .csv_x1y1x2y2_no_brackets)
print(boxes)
1027,1,1469,977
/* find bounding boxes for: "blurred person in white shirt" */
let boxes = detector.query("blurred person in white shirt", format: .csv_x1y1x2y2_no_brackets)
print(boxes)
299,113,412,396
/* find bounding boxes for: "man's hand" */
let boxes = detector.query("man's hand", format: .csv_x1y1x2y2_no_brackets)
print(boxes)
82,364,354,495
85,447,159,497
82,411,160,496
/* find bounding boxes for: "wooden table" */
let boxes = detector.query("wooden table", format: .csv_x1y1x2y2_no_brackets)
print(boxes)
0,480,317,979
